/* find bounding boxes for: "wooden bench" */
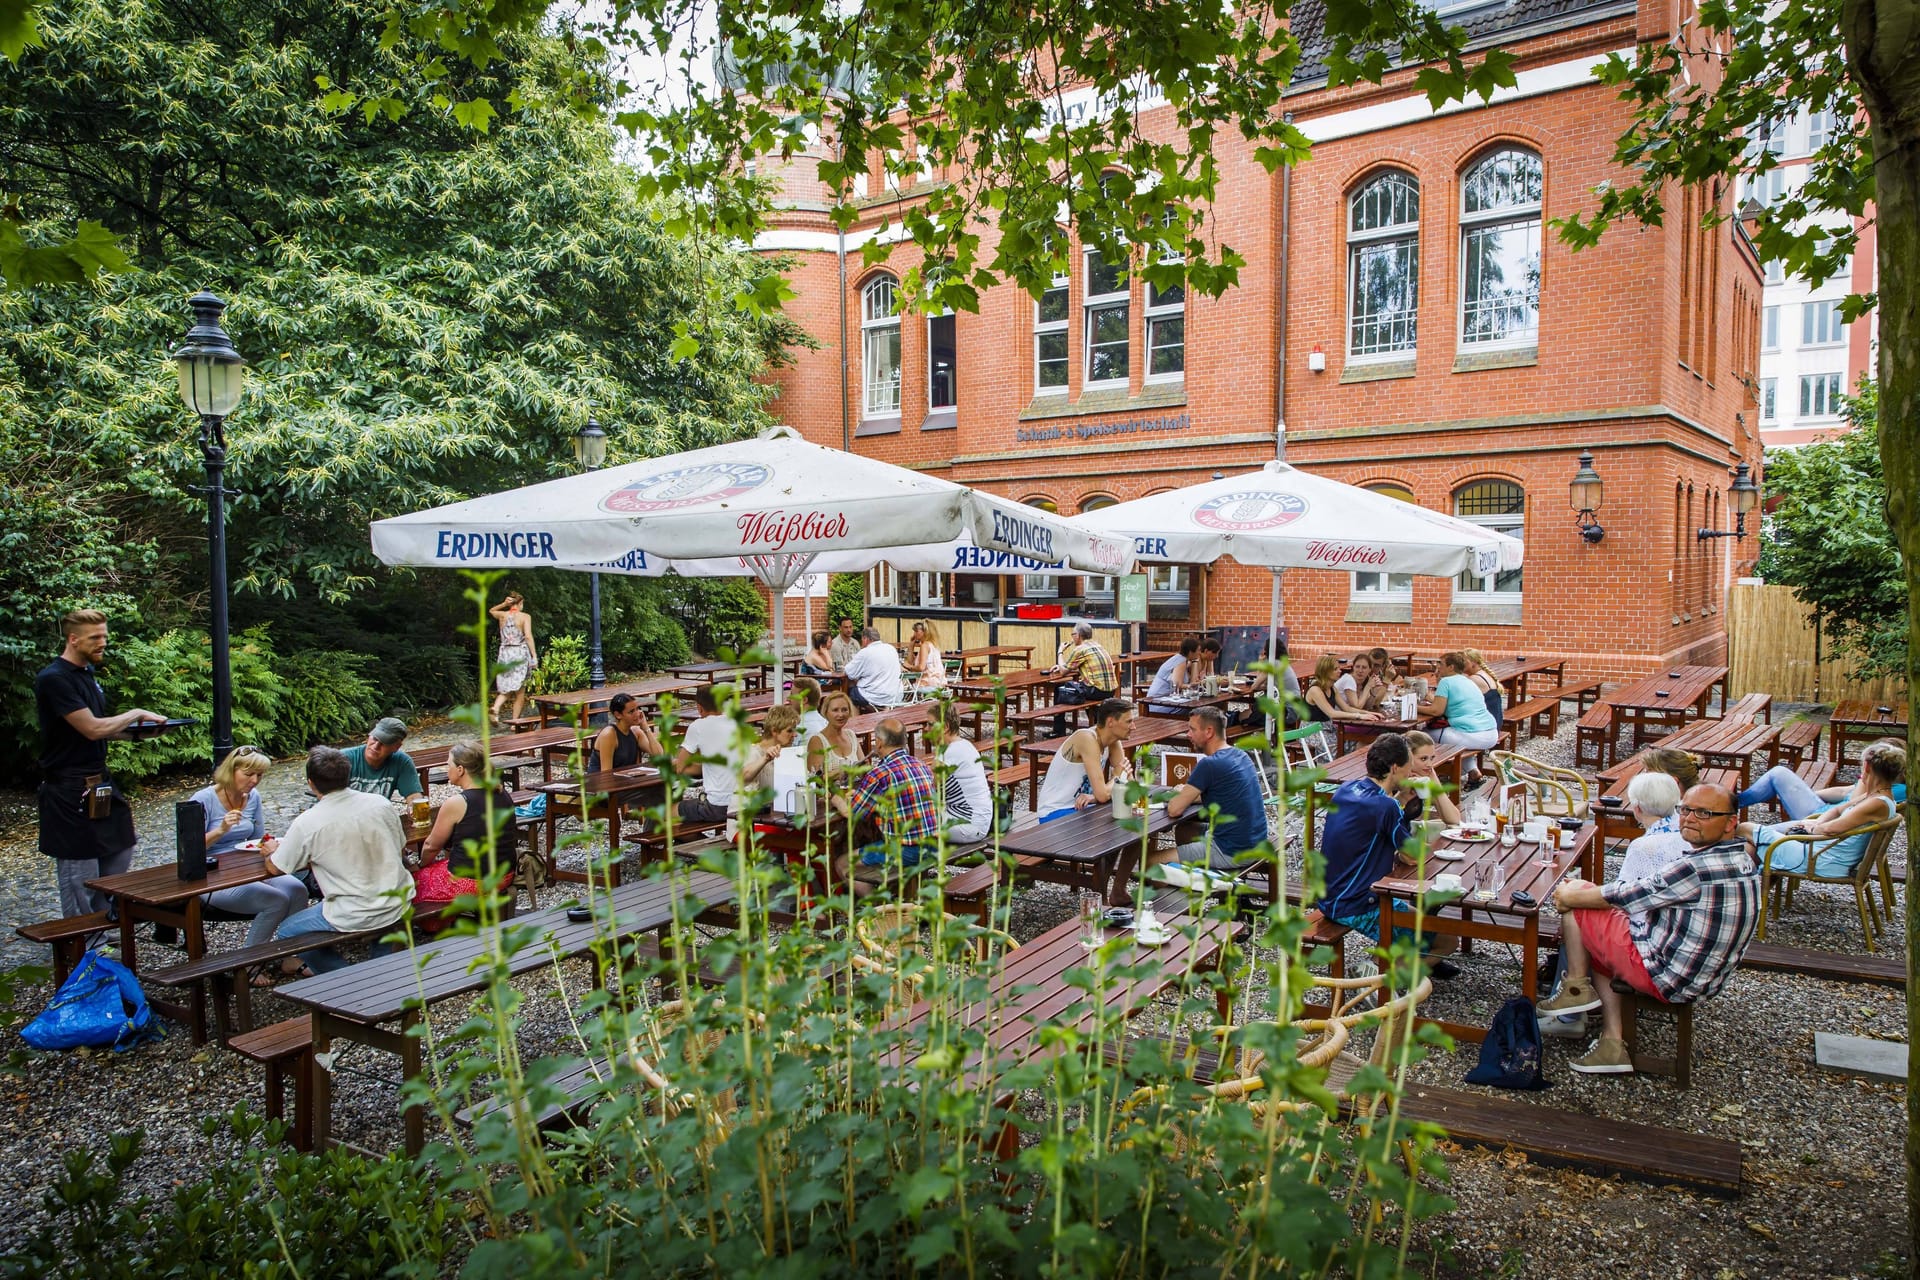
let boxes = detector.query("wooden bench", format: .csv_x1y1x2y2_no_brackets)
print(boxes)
1555,679,1607,716
16,911,113,986
1612,978,1694,1087
1498,695,1563,751
630,818,729,864
229,1016,317,1150
152,930,379,1043
1770,718,1824,766
1720,692,1773,724
941,855,1049,922
1792,759,1839,790
1574,703,1616,771
1331,1066,1741,1193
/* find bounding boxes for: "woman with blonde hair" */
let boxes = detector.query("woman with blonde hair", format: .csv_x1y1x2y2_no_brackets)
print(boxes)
1305,655,1379,726
190,748,311,980
808,689,866,777
1461,648,1502,725
908,619,947,692
414,740,517,911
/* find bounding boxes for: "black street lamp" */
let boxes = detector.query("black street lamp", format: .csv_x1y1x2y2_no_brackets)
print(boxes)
173,292,247,769
1697,462,1762,541
1569,449,1606,544
574,415,610,688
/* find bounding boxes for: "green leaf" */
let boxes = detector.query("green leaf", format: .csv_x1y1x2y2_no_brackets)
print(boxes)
0,0,42,62
451,97,497,133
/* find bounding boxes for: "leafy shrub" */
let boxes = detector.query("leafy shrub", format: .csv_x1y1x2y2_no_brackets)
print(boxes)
0,1117,462,1279
827,571,865,626
104,628,284,782
658,577,767,657
528,633,590,696
266,648,383,754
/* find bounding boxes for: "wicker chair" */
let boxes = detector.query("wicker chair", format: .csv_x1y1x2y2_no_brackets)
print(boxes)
850,903,1019,1012
1490,750,1592,820
1756,816,1903,951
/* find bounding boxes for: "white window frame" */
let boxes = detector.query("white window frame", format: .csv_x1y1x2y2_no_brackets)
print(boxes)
926,310,957,410
860,276,901,419
1034,267,1070,395
1452,480,1525,603
1801,298,1845,347
1020,573,1059,598
1759,377,1777,422
1458,149,1543,350
1145,210,1186,382
1799,371,1843,419
1808,107,1835,152
1350,485,1417,603
868,562,897,605
1083,246,1130,389
1148,564,1191,605
1764,257,1786,285
1347,171,1421,361
1762,305,1780,351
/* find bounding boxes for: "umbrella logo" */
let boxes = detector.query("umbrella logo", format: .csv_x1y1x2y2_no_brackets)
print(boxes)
1192,491,1308,531
602,462,771,513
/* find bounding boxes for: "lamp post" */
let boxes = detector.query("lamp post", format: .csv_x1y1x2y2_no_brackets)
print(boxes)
1569,449,1606,544
574,415,609,688
173,292,247,769
1697,462,1762,540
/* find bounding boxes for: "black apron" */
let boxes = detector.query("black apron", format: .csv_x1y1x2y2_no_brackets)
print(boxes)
39,768,136,862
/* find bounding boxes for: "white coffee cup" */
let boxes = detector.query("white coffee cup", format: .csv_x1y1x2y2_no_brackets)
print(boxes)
1522,820,1548,843
1432,872,1464,893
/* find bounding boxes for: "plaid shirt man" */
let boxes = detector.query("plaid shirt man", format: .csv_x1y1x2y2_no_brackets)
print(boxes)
1058,639,1117,694
846,746,939,850
1600,836,1760,1003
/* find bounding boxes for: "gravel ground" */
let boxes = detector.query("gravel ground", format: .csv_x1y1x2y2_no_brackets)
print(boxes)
0,704,1909,1276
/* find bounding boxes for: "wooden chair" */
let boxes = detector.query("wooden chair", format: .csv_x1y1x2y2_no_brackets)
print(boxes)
1609,979,1696,1088
1490,750,1591,820
1755,816,1903,951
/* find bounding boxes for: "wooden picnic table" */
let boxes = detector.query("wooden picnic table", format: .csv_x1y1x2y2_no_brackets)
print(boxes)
1828,700,1908,764
1020,716,1193,803
1299,743,1465,853
883,907,1238,1088
409,725,585,786
532,676,701,728
1334,713,1442,757
1373,822,1598,1043
1648,716,1780,789
279,868,735,1155
950,644,1035,675
88,851,277,1042
995,791,1178,905
1600,664,1728,750
533,767,666,865
950,667,1064,712
666,660,771,691
1484,657,1568,702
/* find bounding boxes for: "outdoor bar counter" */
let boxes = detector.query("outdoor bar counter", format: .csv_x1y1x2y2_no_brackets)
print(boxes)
866,606,1149,660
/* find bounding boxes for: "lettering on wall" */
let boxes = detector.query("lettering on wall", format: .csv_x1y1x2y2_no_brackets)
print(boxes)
1015,412,1193,445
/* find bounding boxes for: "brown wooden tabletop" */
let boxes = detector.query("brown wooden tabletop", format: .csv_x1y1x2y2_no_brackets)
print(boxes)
666,660,771,688
996,801,1176,904
1484,657,1568,702
1650,717,1780,788
1373,823,1597,1043
883,908,1237,1086
950,668,1064,711
1334,714,1441,756
410,726,584,781
951,644,1034,675
1828,700,1908,763
279,868,735,1154
1020,717,1193,793
533,676,701,726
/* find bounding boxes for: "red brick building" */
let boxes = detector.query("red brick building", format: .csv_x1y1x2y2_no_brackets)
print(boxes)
754,0,1764,679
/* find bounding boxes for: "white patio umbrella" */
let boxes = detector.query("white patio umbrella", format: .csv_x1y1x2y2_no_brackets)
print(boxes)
371,426,1133,699
1077,459,1525,697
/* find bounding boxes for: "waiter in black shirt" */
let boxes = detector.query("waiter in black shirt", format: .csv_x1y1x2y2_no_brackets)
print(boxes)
37,609,170,919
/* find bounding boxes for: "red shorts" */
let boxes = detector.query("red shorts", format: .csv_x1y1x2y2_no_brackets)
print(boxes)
1570,907,1666,1001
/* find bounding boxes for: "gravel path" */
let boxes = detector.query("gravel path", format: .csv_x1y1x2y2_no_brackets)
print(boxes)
0,705,1909,1275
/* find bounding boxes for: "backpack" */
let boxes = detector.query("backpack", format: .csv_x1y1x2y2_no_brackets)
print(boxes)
21,951,160,1053
1464,996,1550,1090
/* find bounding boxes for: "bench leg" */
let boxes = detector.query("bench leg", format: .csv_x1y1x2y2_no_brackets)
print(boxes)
265,1058,287,1125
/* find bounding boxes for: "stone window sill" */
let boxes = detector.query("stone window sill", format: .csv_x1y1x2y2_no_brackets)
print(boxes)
855,415,902,437
1446,601,1524,627
1345,601,1414,624
1340,358,1417,384
1452,346,1538,374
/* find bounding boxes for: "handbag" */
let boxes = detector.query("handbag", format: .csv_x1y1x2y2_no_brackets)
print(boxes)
21,950,159,1053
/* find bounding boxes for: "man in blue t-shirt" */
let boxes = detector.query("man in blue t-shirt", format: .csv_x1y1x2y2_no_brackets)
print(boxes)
1165,707,1267,871
342,717,425,803
1317,732,1459,975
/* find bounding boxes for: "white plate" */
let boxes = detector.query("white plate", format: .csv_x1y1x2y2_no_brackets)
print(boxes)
1424,846,1466,862
235,839,264,852
1133,927,1174,947
1442,826,1496,843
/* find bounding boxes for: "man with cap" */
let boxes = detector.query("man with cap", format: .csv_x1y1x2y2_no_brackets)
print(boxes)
343,717,425,803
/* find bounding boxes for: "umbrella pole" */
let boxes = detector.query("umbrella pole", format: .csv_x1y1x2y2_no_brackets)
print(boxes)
1268,567,1287,909
772,584,786,705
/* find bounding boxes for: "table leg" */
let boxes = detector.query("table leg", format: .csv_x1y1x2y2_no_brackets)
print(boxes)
310,1010,337,1152
185,898,208,1046
1521,915,1540,1002
117,901,138,974
401,1009,425,1157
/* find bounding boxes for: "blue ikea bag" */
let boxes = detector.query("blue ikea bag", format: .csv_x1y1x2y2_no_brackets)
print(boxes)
1463,996,1549,1090
21,950,159,1053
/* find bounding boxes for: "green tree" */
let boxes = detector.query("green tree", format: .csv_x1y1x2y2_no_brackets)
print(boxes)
1758,381,1906,681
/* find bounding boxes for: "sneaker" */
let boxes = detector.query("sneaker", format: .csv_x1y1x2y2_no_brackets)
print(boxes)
1536,977,1601,1016
1570,1036,1634,1074
1538,1012,1587,1040
1427,959,1462,980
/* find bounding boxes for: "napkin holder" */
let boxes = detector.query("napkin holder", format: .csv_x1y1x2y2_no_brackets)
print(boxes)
176,799,209,881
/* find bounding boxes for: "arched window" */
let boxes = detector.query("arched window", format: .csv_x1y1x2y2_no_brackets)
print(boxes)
1452,479,1525,600
1352,484,1417,601
1459,148,1542,348
1348,171,1420,359
861,275,901,418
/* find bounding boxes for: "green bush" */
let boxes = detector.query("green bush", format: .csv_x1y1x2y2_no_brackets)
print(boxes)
266,648,384,754
528,633,589,696
103,628,284,782
827,572,866,626
0,1117,462,1279
659,577,767,657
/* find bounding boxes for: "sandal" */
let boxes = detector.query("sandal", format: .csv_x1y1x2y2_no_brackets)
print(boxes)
279,958,314,980
248,967,277,990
